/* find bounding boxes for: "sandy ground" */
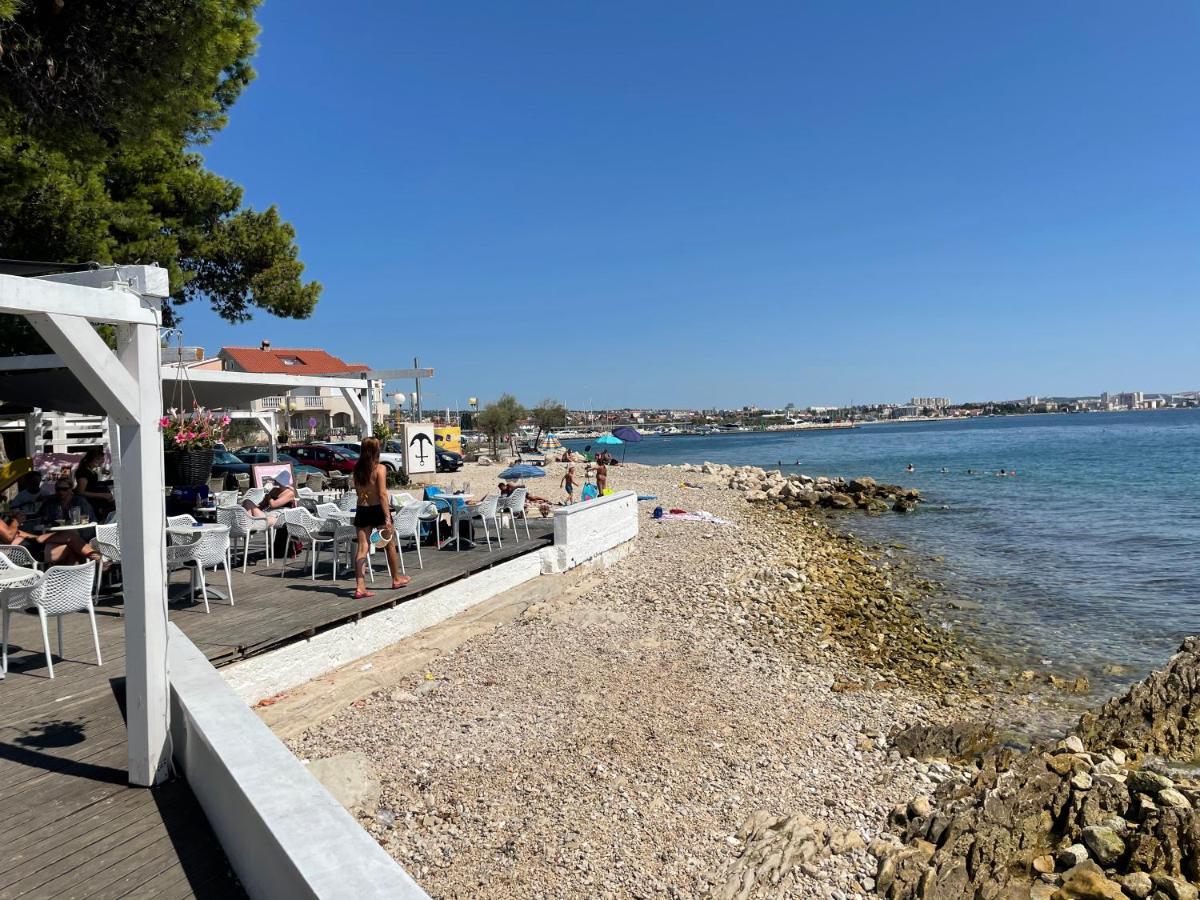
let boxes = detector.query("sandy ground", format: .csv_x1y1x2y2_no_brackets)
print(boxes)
269,463,959,899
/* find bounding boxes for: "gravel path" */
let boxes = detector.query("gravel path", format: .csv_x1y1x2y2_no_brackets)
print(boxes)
290,464,961,898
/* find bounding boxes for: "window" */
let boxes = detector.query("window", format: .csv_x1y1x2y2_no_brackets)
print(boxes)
280,356,301,366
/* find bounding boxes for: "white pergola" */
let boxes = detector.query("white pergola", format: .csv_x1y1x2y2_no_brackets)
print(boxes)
0,265,170,786
0,265,376,787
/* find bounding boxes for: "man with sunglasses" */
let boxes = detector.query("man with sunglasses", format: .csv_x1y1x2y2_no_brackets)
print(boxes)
34,481,100,565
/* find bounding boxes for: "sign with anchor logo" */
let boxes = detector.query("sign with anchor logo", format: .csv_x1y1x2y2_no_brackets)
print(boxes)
402,423,436,474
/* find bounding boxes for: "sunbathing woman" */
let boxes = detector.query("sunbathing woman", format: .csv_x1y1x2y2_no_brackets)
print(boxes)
242,469,297,527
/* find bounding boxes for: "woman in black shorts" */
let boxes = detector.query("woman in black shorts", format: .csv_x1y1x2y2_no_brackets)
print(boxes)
352,437,409,599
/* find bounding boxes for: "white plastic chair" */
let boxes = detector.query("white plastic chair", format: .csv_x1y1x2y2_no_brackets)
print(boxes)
499,487,531,542
167,526,233,613
242,487,267,507
389,492,415,509
216,490,240,508
279,508,337,580
392,502,428,572
336,492,357,512
92,523,121,601
0,544,39,572
167,514,198,529
216,507,271,574
3,561,101,678
459,494,502,551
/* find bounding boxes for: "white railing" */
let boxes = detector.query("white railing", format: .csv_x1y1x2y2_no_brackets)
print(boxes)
301,396,325,408
257,397,282,410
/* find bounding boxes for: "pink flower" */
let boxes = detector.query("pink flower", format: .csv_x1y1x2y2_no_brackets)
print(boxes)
174,433,186,445
221,415,231,426
159,416,170,428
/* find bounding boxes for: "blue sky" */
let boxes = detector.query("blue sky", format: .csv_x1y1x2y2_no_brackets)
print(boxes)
190,1,1200,410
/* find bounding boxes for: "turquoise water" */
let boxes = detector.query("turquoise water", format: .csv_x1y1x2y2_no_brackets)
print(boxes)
571,410,1200,694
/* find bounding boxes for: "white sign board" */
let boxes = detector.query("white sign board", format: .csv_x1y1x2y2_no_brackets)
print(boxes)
402,423,436,474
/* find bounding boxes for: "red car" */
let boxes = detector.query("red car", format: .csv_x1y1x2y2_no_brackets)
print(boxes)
280,443,359,473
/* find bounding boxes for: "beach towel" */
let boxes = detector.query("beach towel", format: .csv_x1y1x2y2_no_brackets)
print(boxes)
657,510,732,525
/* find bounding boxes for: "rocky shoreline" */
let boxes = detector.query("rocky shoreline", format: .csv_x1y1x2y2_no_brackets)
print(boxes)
279,460,1200,898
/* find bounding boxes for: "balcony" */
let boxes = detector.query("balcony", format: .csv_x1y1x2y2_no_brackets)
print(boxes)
256,396,283,410
300,396,325,408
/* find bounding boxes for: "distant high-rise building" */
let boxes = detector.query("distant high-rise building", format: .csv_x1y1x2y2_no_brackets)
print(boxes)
909,397,950,409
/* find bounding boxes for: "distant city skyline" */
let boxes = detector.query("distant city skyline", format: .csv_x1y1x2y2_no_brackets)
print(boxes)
181,2,1200,409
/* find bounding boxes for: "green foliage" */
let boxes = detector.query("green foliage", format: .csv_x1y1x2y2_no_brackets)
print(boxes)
476,394,525,453
373,421,392,443
0,0,319,354
530,398,567,447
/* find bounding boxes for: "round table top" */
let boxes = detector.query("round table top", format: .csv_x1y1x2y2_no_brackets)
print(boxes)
45,522,96,532
167,523,227,532
0,565,39,586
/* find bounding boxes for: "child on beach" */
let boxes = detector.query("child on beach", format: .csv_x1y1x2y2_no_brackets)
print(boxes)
561,466,576,503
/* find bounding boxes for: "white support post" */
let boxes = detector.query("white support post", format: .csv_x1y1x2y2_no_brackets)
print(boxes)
115,321,170,786
24,408,42,456
340,386,370,434
263,415,279,461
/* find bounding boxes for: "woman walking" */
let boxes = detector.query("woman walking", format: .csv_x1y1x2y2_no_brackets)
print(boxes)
352,437,409,599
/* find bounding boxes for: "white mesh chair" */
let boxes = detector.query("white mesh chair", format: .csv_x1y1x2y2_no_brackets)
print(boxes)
459,494,502,551
279,508,337,580
3,561,101,678
166,526,233,613
389,492,415,509
242,487,267,507
317,506,357,581
336,492,357,512
216,506,271,574
92,523,121,601
499,487,531,542
0,544,39,572
167,514,198,529
216,490,240,508
392,502,428,573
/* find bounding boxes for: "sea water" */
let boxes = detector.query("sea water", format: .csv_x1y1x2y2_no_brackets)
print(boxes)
570,409,1200,698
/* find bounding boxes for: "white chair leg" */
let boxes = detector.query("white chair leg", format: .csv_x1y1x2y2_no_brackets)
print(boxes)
416,536,423,569
523,513,530,539
38,608,53,678
57,616,64,658
243,535,251,574
483,518,492,551
311,544,318,581
223,559,234,607
495,516,502,548
87,605,102,666
397,541,406,575
197,566,211,614
2,605,10,674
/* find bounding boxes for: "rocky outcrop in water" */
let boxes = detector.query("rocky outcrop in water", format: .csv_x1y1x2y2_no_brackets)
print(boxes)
1078,636,1200,762
684,462,921,514
873,638,1200,898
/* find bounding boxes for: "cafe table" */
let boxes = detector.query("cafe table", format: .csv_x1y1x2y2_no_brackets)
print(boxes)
166,523,231,603
430,493,475,550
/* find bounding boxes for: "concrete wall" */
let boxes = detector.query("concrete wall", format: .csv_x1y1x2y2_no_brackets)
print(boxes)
540,489,639,573
168,624,429,899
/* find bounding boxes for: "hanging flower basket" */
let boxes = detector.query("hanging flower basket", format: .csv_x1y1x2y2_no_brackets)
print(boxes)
160,406,229,486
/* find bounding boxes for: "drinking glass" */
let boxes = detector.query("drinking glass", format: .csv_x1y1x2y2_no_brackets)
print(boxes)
70,507,81,525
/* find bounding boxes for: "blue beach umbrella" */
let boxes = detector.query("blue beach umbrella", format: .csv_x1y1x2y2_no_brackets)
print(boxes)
611,426,642,460
594,433,623,446
499,464,546,480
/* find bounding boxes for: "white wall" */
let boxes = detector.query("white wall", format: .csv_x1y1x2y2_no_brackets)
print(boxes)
541,489,639,573
169,625,429,899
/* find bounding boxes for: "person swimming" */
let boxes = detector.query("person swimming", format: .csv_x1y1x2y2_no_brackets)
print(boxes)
997,468,1007,476
906,463,914,472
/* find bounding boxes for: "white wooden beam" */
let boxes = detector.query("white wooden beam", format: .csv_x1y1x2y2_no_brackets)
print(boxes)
26,313,140,424
340,386,370,430
0,273,160,325
41,264,170,299
366,368,434,380
0,354,62,371
115,321,171,787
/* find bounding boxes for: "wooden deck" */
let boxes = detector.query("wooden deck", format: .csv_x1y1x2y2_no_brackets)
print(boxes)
0,518,553,898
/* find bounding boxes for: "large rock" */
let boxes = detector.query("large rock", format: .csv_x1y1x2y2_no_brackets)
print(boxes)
305,751,380,813
1081,825,1124,865
1053,861,1125,899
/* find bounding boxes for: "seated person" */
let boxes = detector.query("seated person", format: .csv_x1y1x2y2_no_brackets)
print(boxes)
11,472,50,513
6,482,101,565
241,469,297,527
74,447,114,519
40,479,95,524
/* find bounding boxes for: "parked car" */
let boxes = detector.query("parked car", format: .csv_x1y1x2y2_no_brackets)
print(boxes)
279,443,359,473
209,450,252,487
321,441,404,474
233,450,325,483
436,448,463,473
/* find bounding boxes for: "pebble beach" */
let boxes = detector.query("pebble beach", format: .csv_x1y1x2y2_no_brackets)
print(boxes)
282,460,988,898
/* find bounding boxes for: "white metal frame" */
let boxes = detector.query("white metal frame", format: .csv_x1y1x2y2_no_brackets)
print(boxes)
0,266,169,786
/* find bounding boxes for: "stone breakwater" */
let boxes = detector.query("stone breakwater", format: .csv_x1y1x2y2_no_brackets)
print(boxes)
691,462,922,514
874,638,1200,899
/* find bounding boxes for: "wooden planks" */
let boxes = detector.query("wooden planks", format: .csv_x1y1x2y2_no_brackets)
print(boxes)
0,520,553,897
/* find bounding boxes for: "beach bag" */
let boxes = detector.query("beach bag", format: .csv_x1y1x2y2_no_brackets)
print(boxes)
370,526,394,549
652,505,663,519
